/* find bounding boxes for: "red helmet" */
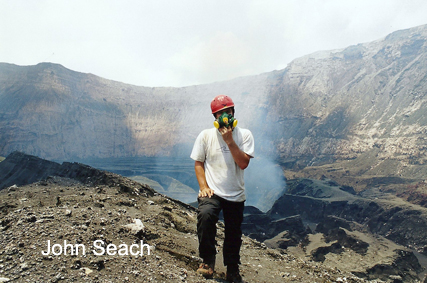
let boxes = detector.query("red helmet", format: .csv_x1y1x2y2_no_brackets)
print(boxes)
210,95,235,114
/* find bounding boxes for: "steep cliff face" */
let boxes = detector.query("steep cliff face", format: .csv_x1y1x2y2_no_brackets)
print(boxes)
1,25,427,181
0,63,273,160
0,63,179,159
267,25,427,179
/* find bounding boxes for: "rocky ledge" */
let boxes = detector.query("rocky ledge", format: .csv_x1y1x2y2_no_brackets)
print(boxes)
0,152,372,282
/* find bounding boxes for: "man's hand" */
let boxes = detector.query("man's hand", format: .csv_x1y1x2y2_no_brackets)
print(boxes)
198,187,214,198
195,161,214,198
218,126,234,145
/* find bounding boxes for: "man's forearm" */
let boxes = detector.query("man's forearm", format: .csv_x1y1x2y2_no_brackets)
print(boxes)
227,140,250,170
195,161,209,190
195,161,214,198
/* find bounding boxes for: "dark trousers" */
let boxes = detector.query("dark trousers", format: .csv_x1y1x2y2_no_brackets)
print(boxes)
197,195,245,266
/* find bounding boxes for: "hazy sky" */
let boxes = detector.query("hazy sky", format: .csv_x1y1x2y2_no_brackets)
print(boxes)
1,0,427,87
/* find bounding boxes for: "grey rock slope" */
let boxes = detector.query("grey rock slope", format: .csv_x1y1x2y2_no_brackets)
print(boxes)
267,25,427,177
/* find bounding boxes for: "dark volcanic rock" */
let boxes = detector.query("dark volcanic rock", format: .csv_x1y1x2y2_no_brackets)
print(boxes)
311,242,343,262
324,228,369,255
251,177,427,281
315,215,353,233
0,151,62,189
353,250,423,282
269,178,427,255
0,151,156,198
242,213,310,243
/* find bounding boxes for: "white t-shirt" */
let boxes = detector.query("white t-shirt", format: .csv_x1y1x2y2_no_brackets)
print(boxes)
190,127,255,202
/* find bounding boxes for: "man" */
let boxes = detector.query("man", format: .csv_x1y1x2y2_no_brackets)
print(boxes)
190,95,254,283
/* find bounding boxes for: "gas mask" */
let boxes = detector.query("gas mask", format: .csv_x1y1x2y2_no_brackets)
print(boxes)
213,112,238,129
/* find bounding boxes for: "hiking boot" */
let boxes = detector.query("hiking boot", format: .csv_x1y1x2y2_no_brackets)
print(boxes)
226,270,246,283
196,262,214,279
226,265,246,283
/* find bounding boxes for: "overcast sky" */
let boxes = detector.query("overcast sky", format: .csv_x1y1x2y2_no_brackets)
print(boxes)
1,0,427,87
